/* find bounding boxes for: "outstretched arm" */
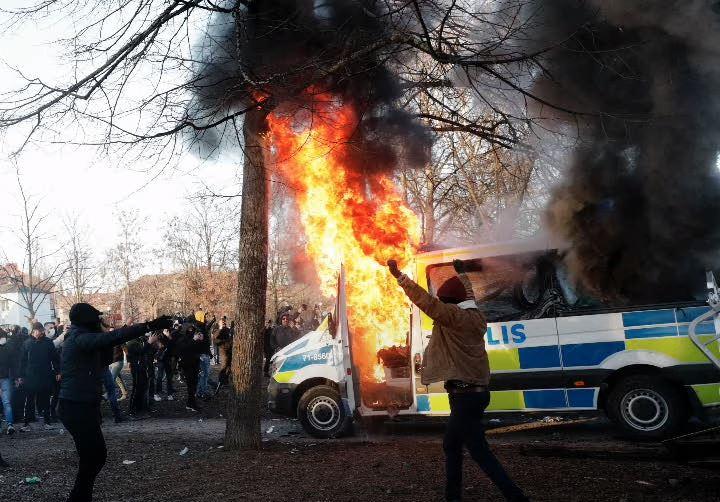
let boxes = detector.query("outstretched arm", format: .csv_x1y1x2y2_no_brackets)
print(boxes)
73,324,150,351
73,316,171,351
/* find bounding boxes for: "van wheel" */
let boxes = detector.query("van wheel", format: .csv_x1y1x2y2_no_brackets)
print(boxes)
606,375,688,439
297,385,352,439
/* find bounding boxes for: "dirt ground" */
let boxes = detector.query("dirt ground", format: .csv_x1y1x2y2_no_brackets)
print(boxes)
2,372,720,501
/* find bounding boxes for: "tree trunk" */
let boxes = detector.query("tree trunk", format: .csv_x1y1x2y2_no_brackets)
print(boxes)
225,108,270,450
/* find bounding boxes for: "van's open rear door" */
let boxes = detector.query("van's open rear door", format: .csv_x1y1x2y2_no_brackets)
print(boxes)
688,271,720,371
336,265,360,416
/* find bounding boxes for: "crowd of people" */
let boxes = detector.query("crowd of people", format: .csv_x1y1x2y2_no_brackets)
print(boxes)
262,303,324,376
0,301,328,435
1,278,528,501
0,306,236,435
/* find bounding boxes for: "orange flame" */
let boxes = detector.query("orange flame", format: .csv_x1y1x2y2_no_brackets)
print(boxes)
266,91,420,388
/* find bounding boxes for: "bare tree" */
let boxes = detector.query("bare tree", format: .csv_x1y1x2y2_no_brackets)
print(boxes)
106,210,147,322
60,214,102,305
0,167,65,322
225,107,269,449
164,193,239,272
0,0,578,449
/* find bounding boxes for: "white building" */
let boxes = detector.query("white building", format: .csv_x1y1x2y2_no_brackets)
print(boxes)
0,283,56,327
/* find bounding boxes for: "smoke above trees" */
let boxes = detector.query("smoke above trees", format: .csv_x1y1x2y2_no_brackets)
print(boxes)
189,0,720,304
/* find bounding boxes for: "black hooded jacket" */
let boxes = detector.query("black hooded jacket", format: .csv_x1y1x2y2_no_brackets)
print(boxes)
20,337,60,391
0,331,20,379
59,323,150,403
174,322,204,365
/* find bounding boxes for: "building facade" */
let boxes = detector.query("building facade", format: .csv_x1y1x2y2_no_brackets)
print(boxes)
0,285,56,327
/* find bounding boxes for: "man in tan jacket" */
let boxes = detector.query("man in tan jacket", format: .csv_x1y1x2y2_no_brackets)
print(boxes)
388,259,528,502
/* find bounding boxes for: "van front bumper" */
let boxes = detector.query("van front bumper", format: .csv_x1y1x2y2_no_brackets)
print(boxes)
267,379,296,417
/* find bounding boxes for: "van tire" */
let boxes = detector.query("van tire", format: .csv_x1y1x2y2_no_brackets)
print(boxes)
606,375,688,439
297,385,352,439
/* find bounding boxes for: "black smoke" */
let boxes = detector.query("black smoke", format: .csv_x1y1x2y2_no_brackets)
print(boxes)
524,0,720,303
189,0,430,172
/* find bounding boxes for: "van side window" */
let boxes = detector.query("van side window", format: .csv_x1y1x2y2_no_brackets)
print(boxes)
426,251,556,322
553,261,605,311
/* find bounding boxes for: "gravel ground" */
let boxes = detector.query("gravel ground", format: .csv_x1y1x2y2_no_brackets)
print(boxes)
2,416,720,502
2,371,720,501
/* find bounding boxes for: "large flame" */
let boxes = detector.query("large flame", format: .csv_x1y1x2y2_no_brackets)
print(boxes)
266,91,420,388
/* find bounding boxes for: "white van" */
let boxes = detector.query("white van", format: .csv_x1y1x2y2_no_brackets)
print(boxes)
267,241,720,439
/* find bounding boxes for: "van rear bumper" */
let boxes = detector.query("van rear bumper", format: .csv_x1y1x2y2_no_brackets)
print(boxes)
267,379,296,417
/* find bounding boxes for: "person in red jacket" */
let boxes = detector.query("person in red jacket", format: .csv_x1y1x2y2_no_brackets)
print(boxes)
388,259,528,502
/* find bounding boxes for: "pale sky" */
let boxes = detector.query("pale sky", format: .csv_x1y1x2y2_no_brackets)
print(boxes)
0,5,241,273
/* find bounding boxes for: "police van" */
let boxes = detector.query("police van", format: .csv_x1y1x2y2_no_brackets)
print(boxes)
267,240,720,439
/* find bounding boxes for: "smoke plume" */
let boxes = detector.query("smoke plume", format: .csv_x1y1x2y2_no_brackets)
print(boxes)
526,0,720,303
189,0,430,172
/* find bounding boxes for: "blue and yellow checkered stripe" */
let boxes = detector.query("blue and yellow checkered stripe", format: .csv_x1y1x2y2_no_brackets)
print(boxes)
417,388,598,412
417,306,720,412
273,344,333,383
622,307,720,364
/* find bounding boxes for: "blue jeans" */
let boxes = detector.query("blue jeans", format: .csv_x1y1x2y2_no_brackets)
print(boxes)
155,360,175,395
102,368,121,419
197,354,211,397
0,377,13,424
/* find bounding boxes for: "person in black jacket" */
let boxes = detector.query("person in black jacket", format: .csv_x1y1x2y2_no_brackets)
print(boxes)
154,329,176,401
262,319,275,377
271,314,297,352
59,302,170,502
0,327,18,434
125,333,156,417
8,325,29,426
175,321,204,412
19,322,60,430
197,313,214,399
213,319,233,395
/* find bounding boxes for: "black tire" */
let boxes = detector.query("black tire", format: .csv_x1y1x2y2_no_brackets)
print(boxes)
297,385,352,439
606,374,688,439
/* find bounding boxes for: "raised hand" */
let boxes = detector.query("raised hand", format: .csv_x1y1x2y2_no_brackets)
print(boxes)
387,259,401,278
147,315,173,331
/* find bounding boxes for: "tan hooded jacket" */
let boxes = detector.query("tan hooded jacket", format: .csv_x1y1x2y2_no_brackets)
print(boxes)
397,274,490,386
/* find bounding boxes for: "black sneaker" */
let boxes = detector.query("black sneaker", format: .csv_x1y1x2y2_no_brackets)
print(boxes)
6,424,15,435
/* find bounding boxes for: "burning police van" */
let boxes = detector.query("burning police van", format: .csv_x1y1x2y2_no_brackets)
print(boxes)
268,240,720,439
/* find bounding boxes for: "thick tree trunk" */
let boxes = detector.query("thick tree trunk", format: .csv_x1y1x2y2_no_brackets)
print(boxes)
225,108,270,450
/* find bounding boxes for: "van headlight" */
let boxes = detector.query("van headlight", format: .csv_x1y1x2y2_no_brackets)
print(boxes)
270,356,285,376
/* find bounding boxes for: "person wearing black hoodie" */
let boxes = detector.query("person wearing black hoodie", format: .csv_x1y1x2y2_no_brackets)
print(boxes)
8,325,29,426
212,319,233,395
175,320,204,412
59,303,171,502
0,327,18,434
126,333,153,417
154,328,176,400
19,322,60,430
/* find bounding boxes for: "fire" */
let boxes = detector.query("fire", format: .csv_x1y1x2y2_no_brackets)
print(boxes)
266,91,420,389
